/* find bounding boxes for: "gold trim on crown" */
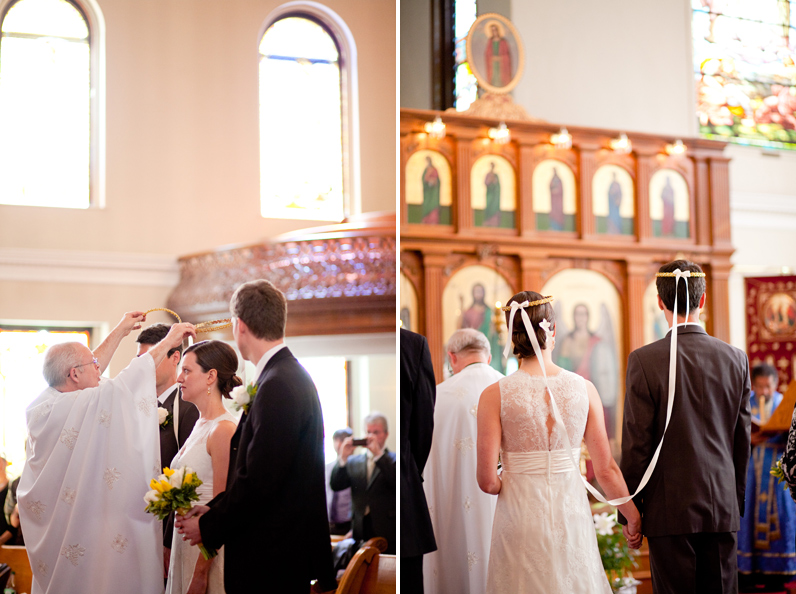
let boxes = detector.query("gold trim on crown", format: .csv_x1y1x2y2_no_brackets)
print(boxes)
655,272,706,277
500,296,554,311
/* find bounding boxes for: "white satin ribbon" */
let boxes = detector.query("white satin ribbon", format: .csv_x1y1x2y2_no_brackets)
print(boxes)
505,272,693,506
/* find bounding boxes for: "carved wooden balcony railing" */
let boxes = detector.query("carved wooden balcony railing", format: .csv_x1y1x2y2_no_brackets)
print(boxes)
167,212,396,337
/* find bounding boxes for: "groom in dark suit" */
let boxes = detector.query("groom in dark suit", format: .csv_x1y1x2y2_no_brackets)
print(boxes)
330,412,396,553
136,323,199,573
178,279,336,593
619,260,751,594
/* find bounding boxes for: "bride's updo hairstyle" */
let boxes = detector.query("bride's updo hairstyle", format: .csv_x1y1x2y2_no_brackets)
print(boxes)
504,291,555,359
183,340,243,398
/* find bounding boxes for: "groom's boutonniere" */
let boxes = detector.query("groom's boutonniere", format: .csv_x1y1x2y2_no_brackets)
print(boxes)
157,407,173,429
231,383,258,414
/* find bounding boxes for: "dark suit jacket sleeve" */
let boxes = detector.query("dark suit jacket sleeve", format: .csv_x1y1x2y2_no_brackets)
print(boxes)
733,356,752,517
199,372,310,549
410,336,436,476
377,452,396,491
618,350,656,524
329,460,352,491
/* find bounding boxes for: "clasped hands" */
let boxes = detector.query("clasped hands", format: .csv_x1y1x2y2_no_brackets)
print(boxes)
175,505,210,546
622,516,643,550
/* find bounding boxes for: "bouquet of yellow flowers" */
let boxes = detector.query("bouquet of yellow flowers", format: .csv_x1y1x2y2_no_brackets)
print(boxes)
144,466,217,560
771,455,790,491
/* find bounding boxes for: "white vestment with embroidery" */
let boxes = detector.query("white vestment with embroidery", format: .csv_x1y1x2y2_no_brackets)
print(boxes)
19,354,163,594
423,362,503,594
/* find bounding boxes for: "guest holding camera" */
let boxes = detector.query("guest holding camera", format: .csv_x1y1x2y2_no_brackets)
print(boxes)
330,412,396,553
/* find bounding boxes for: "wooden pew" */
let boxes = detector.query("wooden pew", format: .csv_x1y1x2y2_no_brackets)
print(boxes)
0,546,32,593
336,538,395,594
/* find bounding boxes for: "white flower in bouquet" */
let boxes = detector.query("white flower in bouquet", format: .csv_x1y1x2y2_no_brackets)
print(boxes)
593,512,616,536
168,466,192,489
143,489,159,504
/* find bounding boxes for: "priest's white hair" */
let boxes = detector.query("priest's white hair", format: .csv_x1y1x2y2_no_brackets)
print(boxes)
43,342,86,387
447,328,490,357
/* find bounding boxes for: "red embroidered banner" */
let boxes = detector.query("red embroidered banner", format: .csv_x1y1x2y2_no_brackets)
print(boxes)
746,275,796,391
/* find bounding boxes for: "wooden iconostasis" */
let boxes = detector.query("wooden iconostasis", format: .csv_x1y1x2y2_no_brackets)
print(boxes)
400,108,734,446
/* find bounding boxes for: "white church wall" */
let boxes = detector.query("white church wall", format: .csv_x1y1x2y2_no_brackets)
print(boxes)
0,0,396,378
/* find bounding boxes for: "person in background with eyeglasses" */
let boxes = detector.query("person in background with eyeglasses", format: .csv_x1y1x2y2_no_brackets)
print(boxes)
18,311,196,594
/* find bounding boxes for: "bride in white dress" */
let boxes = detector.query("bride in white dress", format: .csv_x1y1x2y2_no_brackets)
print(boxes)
477,291,642,593
166,340,239,594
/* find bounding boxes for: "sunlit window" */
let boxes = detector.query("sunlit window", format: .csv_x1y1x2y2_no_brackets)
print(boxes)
0,0,92,207
259,16,346,221
454,0,478,111
297,357,349,463
0,326,91,475
693,0,796,150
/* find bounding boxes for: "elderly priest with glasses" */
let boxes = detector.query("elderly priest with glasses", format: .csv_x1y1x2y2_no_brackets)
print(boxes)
18,312,196,594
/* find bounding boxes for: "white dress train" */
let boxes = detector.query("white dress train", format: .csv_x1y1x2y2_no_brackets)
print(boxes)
166,411,237,594
486,370,611,594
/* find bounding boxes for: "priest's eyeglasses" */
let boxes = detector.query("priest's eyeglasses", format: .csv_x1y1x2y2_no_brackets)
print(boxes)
73,358,99,372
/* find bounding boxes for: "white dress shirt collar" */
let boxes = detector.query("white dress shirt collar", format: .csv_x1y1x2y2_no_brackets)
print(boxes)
252,342,288,384
158,382,180,404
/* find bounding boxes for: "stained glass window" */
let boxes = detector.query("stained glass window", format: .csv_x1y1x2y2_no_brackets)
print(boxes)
259,16,346,221
0,326,91,473
454,0,478,111
693,0,796,149
0,0,92,207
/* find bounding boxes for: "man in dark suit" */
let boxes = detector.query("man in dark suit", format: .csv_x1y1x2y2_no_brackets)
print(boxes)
178,279,336,593
619,260,751,594
330,412,396,553
135,323,199,574
400,328,437,593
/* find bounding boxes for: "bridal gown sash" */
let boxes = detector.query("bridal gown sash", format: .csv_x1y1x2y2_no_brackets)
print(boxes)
502,449,582,475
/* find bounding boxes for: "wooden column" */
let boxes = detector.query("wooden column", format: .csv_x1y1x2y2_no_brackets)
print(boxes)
636,154,654,241
455,139,473,233
519,251,546,291
422,251,448,382
709,157,733,252
626,259,649,354
708,259,732,344
579,147,597,237
518,143,535,237
693,155,712,246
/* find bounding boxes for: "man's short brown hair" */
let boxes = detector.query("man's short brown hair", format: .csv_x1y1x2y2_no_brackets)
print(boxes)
230,279,287,341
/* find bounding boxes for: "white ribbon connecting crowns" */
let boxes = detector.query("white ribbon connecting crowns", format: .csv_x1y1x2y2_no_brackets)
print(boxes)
503,269,698,506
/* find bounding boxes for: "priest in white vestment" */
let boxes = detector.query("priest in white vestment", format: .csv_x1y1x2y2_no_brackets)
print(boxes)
423,329,504,594
18,313,196,594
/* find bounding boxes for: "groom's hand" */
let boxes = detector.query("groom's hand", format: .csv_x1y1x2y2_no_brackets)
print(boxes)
176,505,209,546
622,523,643,549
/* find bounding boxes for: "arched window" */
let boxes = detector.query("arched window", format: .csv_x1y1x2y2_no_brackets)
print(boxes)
0,0,104,208
259,3,358,221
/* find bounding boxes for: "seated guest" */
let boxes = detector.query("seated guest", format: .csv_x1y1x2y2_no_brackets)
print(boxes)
326,428,353,536
4,476,22,546
0,453,11,546
331,412,396,553
739,363,796,590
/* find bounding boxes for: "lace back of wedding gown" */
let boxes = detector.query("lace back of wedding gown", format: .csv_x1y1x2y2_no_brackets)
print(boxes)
486,370,611,593
166,411,237,594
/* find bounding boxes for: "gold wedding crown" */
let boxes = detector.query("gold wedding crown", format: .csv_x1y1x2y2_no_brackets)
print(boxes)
143,308,233,333
655,272,706,278
499,295,554,311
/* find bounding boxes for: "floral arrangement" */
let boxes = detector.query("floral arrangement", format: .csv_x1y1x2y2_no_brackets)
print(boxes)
593,508,640,592
144,466,216,559
771,455,790,491
231,383,257,413
157,407,172,429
